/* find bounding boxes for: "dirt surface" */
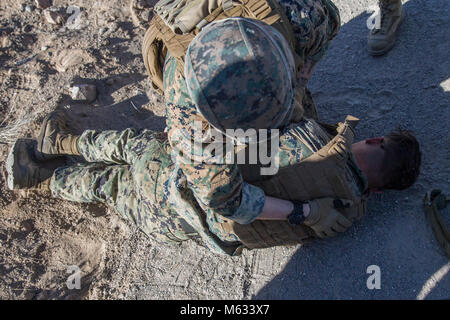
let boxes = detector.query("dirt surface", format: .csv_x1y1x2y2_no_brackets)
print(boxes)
0,0,449,300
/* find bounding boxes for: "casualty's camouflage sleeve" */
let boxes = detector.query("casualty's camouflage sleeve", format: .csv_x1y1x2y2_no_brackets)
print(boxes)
163,56,266,226
278,0,341,64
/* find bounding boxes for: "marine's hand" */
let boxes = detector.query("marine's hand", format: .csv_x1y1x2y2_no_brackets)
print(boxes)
304,198,353,238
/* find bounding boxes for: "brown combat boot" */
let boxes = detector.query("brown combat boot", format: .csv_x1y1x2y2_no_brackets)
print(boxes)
368,0,404,56
36,111,80,160
6,139,66,191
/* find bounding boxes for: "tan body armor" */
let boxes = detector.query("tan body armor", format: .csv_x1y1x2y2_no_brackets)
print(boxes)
219,116,369,249
142,0,301,94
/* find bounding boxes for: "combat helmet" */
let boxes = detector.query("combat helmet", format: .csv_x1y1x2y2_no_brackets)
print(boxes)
185,17,296,142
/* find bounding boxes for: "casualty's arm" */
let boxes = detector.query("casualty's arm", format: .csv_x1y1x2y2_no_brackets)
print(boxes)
257,197,353,239
256,196,310,221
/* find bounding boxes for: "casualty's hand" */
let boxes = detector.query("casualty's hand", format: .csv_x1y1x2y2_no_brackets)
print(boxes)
304,198,353,238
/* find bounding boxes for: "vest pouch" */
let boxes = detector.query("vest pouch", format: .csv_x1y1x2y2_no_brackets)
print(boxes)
143,18,168,93
155,0,225,34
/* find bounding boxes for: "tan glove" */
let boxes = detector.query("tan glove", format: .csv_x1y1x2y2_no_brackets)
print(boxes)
304,198,353,238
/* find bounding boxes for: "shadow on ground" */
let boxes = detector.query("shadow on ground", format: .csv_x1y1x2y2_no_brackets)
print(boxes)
45,73,166,134
254,0,449,300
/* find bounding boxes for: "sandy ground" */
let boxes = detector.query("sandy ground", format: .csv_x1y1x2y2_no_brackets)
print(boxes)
0,0,449,300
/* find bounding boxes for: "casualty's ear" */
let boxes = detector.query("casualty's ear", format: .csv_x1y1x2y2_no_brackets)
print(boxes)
365,137,384,145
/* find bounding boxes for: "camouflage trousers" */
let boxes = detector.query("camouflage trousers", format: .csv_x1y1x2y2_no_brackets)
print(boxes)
50,128,197,244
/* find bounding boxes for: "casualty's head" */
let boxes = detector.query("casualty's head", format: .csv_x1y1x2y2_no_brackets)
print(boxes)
352,128,422,191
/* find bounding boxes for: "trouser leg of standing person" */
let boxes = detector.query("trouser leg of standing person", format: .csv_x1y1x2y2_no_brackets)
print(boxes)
291,0,342,120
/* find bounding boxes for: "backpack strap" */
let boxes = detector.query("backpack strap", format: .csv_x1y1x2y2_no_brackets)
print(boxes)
424,190,450,259
153,14,195,60
143,19,166,94
195,0,279,31
245,0,278,21
143,13,196,94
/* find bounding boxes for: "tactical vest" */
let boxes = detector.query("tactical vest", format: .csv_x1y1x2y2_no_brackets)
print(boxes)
142,0,302,95
218,115,369,249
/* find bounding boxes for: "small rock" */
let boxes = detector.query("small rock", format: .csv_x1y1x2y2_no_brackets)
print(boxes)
25,5,35,13
41,45,49,51
1,36,12,48
35,0,52,10
43,9,64,25
99,27,108,36
53,49,94,72
70,84,97,103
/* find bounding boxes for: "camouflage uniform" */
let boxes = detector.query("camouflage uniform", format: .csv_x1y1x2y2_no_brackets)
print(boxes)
164,1,340,230
50,129,197,243
50,117,346,254
286,0,341,65
50,0,343,255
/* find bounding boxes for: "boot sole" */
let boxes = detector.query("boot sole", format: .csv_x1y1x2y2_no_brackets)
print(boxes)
6,139,35,190
36,111,62,161
368,9,405,56
368,39,397,56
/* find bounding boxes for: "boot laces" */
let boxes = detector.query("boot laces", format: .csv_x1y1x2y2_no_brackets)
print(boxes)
375,0,396,34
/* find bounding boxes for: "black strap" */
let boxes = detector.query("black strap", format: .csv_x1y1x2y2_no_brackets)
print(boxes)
424,189,450,259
